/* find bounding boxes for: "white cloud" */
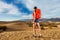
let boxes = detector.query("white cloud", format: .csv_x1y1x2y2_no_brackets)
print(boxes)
24,0,36,11
20,0,60,18
0,1,20,15
15,0,36,11
20,14,32,19
1,0,59,20
0,1,33,21
7,7,19,15
0,0,60,21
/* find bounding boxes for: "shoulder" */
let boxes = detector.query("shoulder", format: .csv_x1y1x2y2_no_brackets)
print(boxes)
37,9,41,11
37,8,41,10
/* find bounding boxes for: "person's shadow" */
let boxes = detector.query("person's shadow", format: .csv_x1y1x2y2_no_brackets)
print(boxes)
0,26,24,33
0,26,7,33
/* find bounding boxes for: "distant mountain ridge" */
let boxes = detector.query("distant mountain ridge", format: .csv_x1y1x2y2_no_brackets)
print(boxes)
20,18,60,22
0,18,60,22
40,18,60,22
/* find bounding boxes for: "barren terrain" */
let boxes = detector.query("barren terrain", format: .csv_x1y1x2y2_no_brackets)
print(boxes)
0,21,60,40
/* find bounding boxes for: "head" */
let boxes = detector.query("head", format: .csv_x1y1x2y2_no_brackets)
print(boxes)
34,6,37,10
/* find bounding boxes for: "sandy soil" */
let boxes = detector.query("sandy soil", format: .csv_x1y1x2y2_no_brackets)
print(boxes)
0,21,60,40
0,27,60,40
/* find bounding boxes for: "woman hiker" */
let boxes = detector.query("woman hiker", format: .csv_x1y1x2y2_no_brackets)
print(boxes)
32,6,42,37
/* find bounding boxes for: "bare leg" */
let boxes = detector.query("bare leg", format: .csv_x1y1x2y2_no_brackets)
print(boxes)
33,22,36,35
37,23,41,36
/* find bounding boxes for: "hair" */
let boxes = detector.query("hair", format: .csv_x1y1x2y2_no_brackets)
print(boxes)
34,6,37,9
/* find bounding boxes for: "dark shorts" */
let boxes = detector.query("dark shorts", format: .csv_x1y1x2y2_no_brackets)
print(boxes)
34,19,40,23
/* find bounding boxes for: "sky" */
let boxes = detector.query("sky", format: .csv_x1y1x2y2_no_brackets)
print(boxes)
0,0,60,21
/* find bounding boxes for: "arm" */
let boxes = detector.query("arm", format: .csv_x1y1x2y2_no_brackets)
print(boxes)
32,12,36,21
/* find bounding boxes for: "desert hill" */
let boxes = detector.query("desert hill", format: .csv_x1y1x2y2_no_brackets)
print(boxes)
0,18,60,40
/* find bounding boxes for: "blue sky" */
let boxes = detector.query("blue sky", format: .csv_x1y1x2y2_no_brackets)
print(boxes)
0,0,60,21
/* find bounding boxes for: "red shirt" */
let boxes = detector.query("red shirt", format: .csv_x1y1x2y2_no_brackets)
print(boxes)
32,9,41,20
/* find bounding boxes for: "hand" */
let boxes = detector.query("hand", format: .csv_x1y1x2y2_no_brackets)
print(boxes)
32,20,35,24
